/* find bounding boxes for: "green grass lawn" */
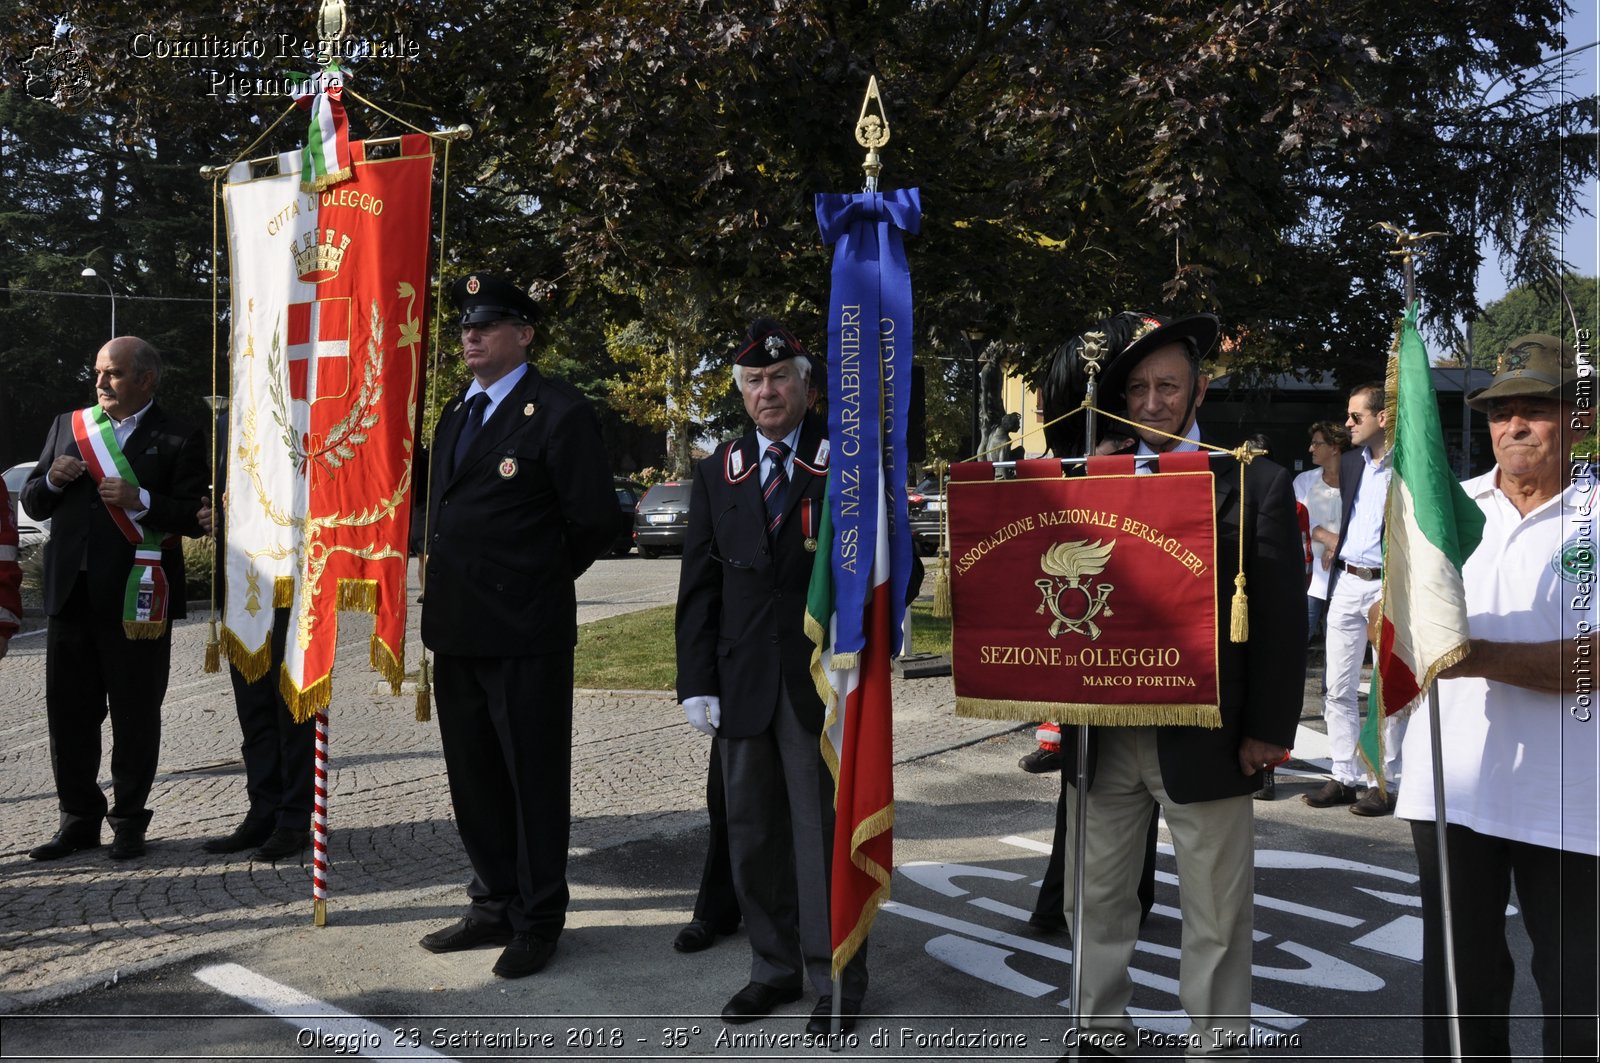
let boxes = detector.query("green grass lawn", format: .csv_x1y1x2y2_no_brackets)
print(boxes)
573,598,951,690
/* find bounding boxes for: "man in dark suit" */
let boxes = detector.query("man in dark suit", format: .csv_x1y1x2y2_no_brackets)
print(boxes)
195,442,313,865
21,336,207,861
676,318,862,1034
413,274,616,979
1057,312,1305,1054
1306,382,1399,815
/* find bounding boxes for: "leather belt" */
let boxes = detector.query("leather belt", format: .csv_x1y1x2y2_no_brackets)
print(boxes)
1339,560,1381,581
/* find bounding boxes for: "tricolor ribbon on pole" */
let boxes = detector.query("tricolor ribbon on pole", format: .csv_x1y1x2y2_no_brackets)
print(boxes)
290,64,352,192
807,185,920,981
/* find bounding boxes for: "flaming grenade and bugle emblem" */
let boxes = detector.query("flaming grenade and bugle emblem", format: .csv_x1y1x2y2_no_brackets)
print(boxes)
1035,539,1118,639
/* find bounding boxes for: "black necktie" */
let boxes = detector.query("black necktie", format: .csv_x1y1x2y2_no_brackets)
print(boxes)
762,440,790,538
452,393,488,475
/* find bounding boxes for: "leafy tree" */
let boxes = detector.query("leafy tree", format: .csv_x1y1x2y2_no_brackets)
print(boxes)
1,0,1594,471
1470,273,1599,364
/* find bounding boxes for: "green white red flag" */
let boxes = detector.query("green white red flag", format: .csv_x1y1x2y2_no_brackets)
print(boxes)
1360,304,1486,779
221,136,433,720
806,478,895,979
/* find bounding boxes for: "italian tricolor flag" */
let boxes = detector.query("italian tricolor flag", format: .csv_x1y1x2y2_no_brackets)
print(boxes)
805,477,895,980
1360,304,1486,780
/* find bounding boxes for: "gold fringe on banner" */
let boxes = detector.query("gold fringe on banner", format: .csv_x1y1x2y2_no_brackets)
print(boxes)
301,165,353,193
220,626,274,683
956,695,1222,729
123,620,168,640
336,578,378,613
371,633,404,695
282,669,332,724
273,576,295,609
804,611,837,719
832,651,859,671
829,802,896,981
415,656,432,721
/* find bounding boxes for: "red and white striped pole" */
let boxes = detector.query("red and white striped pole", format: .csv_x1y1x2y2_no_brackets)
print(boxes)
312,710,330,926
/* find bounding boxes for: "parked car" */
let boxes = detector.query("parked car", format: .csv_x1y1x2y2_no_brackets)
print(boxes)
907,475,943,556
3,462,49,549
611,478,644,556
632,480,693,559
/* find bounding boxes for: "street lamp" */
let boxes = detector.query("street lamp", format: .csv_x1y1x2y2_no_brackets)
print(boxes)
81,266,115,339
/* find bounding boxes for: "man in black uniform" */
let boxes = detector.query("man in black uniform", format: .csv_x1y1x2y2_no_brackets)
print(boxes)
676,319,865,1034
414,274,616,978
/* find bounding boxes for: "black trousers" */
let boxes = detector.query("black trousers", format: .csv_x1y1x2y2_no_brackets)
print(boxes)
45,573,170,835
690,741,741,928
434,650,574,940
1410,820,1598,1062
229,609,314,832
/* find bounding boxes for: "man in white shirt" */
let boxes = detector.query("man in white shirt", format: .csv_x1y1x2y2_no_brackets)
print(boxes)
1396,333,1597,1061
1306,383,1403,815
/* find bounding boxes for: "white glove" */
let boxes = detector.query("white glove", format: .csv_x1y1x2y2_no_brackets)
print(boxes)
682,695,721,736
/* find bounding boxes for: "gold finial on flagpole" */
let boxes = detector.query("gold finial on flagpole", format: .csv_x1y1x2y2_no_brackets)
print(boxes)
1374,222,1448,305
317,0,348,50
855,76,891,192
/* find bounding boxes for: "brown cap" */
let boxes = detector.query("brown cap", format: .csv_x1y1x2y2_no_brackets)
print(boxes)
1466,333,1587,411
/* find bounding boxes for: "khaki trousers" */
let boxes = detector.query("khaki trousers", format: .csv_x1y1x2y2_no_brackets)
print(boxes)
1070,728,1256,1056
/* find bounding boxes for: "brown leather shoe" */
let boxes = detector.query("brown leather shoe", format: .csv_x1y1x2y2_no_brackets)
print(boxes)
1302,779,1362,808
1350,788,1398,817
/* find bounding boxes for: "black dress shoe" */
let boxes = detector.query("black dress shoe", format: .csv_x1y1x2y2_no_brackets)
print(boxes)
251,828,309,862
805,995,863,1035
491,933,557,978
1019,748,1063,774
418,916,514,953
673,918,738,953
1027,910,1069,934
109,827,146,860
201,822,273,854
1302,779,1362,808
29,832,101,861
720,981,803,1024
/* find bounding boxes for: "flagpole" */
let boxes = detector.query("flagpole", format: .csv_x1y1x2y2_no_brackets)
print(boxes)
1067,342,1107,1050
1384,223,1462,1063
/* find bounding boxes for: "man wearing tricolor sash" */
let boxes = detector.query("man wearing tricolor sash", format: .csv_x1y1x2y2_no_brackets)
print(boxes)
20,337,208,862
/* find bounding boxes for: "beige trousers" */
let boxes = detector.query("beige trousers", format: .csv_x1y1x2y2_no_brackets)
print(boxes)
1069,728,1256,1057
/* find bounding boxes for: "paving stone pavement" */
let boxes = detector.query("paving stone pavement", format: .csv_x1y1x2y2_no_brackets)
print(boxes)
0,558,1015,1011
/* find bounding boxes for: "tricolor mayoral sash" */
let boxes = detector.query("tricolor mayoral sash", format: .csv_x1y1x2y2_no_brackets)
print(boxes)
222,135,433,719
71,407,173,638
948,454,1220,727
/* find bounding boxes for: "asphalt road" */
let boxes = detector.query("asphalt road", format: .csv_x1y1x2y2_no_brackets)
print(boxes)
0,557,1545,1061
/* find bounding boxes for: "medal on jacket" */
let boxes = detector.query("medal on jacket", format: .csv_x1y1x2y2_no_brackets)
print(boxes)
499,456,518,479
802,498,817,552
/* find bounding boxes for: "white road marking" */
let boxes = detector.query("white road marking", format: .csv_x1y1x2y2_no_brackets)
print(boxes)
193,963,455,1060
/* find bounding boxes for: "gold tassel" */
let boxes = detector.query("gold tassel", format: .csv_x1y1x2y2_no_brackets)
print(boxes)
203,619,221,673
1230,572,1249,643
832,651,859,671
932,561,951,618
123,620,168,640
415,656,432,722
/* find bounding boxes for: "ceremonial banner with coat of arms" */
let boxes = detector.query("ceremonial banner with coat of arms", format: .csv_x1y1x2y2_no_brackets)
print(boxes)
222,135,433,717
948,457,1220,727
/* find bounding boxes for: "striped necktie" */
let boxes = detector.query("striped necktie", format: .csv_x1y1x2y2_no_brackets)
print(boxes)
762,440,791,537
